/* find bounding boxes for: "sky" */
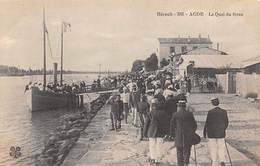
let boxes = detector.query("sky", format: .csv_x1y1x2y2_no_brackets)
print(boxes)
0,0,260,71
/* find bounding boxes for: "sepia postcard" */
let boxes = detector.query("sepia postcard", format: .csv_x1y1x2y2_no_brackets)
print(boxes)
0,0,260,166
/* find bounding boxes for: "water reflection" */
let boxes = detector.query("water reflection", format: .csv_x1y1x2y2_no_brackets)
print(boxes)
0,74,98,165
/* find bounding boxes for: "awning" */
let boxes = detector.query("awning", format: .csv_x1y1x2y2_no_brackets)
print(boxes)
178,54,242,70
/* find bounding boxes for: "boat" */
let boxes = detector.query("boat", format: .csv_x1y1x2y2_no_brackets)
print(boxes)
26,7,79,111
26,7,118,111
27,86,79,111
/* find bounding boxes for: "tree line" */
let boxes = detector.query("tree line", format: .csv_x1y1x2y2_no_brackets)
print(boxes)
0,65,122,76
131,53,170,72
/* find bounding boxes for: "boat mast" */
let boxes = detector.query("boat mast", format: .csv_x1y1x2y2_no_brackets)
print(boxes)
43,6,47,91
60,23,64,85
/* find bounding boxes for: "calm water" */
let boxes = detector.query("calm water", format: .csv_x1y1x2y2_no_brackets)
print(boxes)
0,74,99,166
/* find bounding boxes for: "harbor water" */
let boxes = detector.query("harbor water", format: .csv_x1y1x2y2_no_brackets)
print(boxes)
0,74,99,166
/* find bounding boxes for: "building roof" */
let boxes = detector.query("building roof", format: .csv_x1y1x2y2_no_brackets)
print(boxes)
184,47,228,55
178,54,242,70
158,37,212,44
243,55,260,67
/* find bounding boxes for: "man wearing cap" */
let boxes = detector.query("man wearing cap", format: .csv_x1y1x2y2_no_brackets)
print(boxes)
144,98,169,165
203,98,229,166
170,100,197,166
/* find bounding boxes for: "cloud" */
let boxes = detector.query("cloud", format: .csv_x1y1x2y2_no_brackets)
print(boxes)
0,0,260,71
50,20,61,27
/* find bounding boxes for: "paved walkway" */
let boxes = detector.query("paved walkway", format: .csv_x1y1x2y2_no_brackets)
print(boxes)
63,94,258,166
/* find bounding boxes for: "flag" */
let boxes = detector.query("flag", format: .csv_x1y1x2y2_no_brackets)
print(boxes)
63,22,71,32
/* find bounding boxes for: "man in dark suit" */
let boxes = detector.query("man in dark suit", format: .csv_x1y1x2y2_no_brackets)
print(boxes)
165,94,177,116
137,95,150,141
203,98,229,166
129,86,141,127
144,98,169,165
165,94,177,136
170,100,197,166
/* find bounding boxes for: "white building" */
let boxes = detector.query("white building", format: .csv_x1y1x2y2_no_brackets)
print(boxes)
158,35,213,62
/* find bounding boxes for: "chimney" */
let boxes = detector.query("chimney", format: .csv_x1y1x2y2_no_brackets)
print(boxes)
199,34,201,39
217,43,219,50
53,63,58,85
208,34,210,39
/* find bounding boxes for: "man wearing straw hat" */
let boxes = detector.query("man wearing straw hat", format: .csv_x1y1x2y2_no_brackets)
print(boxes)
203,97,229,166
170,100,197,166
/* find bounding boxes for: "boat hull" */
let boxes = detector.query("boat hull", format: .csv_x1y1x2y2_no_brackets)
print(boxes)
27,87,79,111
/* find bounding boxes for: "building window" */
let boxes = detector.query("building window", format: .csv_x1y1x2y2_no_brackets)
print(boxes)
181,46,187,53
170,46,175,54
193,46,198,50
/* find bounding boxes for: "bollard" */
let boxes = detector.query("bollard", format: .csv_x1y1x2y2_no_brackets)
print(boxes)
80,95,84,108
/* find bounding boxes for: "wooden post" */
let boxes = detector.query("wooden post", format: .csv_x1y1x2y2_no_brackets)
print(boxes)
53,63,58,85
43,6,46,90
80,95,84,108
60,23,64,86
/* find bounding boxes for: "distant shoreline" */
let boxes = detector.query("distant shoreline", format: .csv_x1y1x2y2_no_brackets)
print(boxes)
0,71,123,77
0,65,124,77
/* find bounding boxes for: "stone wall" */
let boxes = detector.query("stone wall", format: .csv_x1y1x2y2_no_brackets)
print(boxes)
216,73,260,98
35,93,110,166
236,73,260,98
216,74,228,93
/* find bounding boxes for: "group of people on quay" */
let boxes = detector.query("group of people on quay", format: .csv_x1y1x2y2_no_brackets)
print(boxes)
24,81,88,94
24,75,119,94
106,71,229,166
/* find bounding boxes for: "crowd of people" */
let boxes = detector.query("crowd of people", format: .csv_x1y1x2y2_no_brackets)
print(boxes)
91,76,118,90
106,71,229,166
24,71,229,165
24,81,87,94
24,75,120,94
